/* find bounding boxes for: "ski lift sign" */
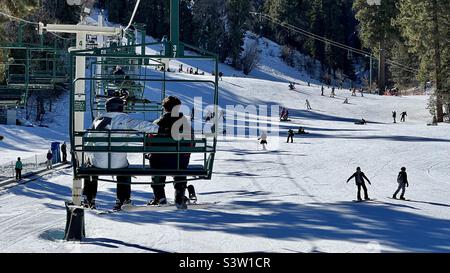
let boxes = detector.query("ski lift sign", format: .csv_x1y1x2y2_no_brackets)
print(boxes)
74,100,86,112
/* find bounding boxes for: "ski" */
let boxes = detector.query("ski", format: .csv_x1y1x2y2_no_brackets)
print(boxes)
67,205,114,215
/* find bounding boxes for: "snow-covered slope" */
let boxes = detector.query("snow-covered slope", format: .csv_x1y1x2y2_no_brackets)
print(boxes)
1,27,450,253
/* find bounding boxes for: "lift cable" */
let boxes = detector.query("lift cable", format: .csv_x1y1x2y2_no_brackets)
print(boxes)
251,12,419,74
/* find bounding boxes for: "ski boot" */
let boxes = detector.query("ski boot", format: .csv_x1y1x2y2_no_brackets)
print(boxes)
175,188,188,210
187,185,197,203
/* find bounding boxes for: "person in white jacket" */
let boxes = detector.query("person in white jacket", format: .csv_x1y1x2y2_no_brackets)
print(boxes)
83,97,159,210
258,131,268,150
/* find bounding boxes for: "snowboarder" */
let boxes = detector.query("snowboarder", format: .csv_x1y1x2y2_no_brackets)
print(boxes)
46,150,53,169
61,142,67,163
297,127,308,135
343,98,349,104
218,71,224,81
321,85,324,96
15,157,22,180
289,82,295,90
400,111,407,122
351,88,357,96
392,111,397,123
287,129,295,143
147,96,192,209
393,167,409,200
82,97,159,210
330,86,336,98
306,99,312,110
258,131,268,150
346,167,372,201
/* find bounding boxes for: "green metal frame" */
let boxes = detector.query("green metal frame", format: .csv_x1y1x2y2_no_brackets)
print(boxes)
69,41,220,183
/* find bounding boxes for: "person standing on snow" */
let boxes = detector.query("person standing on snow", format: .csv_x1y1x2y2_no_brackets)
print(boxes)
287,129,295,143
15,157,23,180
61,142,67,163
306,99,312,110
392,111,397,123
401,111,407,122
393,167,409,200
46,150,53,169
346,167,372,201
82,97,159,211
147,96,192,209
258,131,268,150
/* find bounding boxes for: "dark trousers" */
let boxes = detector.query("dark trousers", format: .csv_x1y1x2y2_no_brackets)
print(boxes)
287,135,294,143
62,151,67,162
83,175,131,203
357,183,369,200
149,154,190,203
151,176,187,203
15,168,22,180
393,182,406,198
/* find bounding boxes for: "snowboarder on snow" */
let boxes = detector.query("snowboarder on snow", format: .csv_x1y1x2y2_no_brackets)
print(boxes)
147,96,192,209
321,85,324,96
392,111,397,123
346,167,372,201
343,98,349,104
15,157,22,180
330,86,336,98
287,129,295,143
82,97,159,210
393,167,409,200
400,111,407,122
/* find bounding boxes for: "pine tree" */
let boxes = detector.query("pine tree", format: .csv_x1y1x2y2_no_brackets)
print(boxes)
226,0,251,68
353,0,400,93
395,0,450,121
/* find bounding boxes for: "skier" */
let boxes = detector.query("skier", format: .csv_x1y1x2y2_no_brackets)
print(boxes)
393,167,409,200
15,157,22,180
401,111,407,122
346,167,372,201
306,99,312,110
258,131,268,150
147,96,192,209
287,129,295,143
46,150,53,169
321,85,324,96
82,97,159,210
392,111,397,123
61,142,67,163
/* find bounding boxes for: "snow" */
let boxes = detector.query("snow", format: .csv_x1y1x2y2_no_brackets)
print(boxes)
1,28,450,253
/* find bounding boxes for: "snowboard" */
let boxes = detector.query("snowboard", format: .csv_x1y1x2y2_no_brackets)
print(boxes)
121,201,220,212
388,197,411,202
352,198,376,203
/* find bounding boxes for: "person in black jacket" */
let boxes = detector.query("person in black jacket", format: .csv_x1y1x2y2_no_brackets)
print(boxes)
287,129,295,143
61,142,67,163
393,167,409,200
148,96,191,209
346,167,372,201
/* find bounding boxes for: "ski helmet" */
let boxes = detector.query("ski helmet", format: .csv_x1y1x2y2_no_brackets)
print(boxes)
106,97,124,112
